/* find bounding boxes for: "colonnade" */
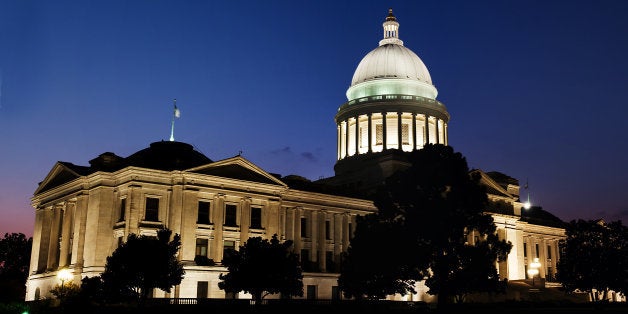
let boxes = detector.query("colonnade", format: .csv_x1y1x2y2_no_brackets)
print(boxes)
337,111,448,160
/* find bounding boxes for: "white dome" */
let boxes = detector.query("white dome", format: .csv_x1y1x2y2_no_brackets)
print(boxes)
350,44,433,87
346,9,438,101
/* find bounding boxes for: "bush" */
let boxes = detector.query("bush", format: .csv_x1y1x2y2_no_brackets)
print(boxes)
194,255,216,266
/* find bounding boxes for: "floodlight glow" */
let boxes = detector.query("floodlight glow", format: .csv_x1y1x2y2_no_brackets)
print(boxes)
523,201,531,209
57,268,73,286
530,257,541,269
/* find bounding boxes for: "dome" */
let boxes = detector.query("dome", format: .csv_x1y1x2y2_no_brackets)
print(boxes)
125,141,212,171
350,44,433,87
346,9,438,101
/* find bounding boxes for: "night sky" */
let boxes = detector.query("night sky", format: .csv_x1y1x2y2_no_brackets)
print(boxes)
2,0,628,236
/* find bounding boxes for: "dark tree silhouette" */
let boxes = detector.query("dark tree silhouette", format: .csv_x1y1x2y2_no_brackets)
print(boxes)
338,213,429,299
101,228,184,303
0,232,32,301
557,219,628,301
339,144,511,305
218,234,303,303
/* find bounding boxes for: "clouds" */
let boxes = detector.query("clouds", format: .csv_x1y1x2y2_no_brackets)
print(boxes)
270,146,319,163
264,146,332,180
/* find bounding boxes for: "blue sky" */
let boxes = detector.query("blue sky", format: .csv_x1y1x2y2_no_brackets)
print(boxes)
2,0,628,236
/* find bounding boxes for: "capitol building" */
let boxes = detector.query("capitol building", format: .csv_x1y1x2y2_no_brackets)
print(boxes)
26,9,566,302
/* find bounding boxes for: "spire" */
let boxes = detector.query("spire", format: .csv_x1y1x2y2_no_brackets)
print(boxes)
385,8,396,21
379,8,404,46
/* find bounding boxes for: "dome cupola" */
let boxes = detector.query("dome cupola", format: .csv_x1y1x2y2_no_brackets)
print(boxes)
334,8,450,180
347,8,438,101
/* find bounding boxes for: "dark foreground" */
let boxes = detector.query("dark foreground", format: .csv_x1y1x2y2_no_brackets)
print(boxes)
4,300,628,314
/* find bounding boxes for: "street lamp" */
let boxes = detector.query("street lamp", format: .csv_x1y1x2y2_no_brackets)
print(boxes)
57,268,73,288
527,257,541,287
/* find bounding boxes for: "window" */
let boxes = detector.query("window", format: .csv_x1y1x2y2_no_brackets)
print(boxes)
300,217,307,237
223,240,236,262
375,124,383,145
547,245,552,259
225,204,237,227
523,242,527,258
306,285,317,300
197,201,210,224
535,243,539,258
359,126,366,148
250,207,262,229
119,198,126,222
197,281,208,298
300,249,309,264
325,221,331,240
326,251,334,272
331,286,340,300
196,238,208,257
145,197,159,222
401,123,409,145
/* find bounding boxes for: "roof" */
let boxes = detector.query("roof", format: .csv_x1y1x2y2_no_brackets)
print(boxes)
124,141,212,171
36,141,213,193
520,206,566,228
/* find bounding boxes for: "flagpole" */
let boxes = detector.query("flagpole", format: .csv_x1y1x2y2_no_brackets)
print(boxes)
170,99,177,141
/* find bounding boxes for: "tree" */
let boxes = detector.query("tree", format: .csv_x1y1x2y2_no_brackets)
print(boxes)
0,233,32,301
338,214,429,300
338,144,512,305
218,234,303,303
557,219,628,302
101,228,184,303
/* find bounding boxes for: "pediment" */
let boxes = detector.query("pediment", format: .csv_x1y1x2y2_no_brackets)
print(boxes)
474,169,515,199
35,162,89,195
187,156,287,186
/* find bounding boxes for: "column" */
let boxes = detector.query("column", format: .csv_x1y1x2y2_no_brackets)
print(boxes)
337,125,341,160
412,113,417,150
279,206,286,240
397,112,402,150
294,207,303,254
424,114,430,144
59,202,74,267
286,207,295,240
71,194,88,270
355,116,359,155
367,113,373,153
334,213,343,270
382,112,387,150
344,120,350,158
181,188,199,263
318,211,326,272
127,185,142,236
309,211,318,267
212,193,225,262
47,205,62,270
29,208,45,274
342,213,350,252
168,184,184,241
435,118,440,144
266,200,281,237
444,123,448,145
240,197,251,245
